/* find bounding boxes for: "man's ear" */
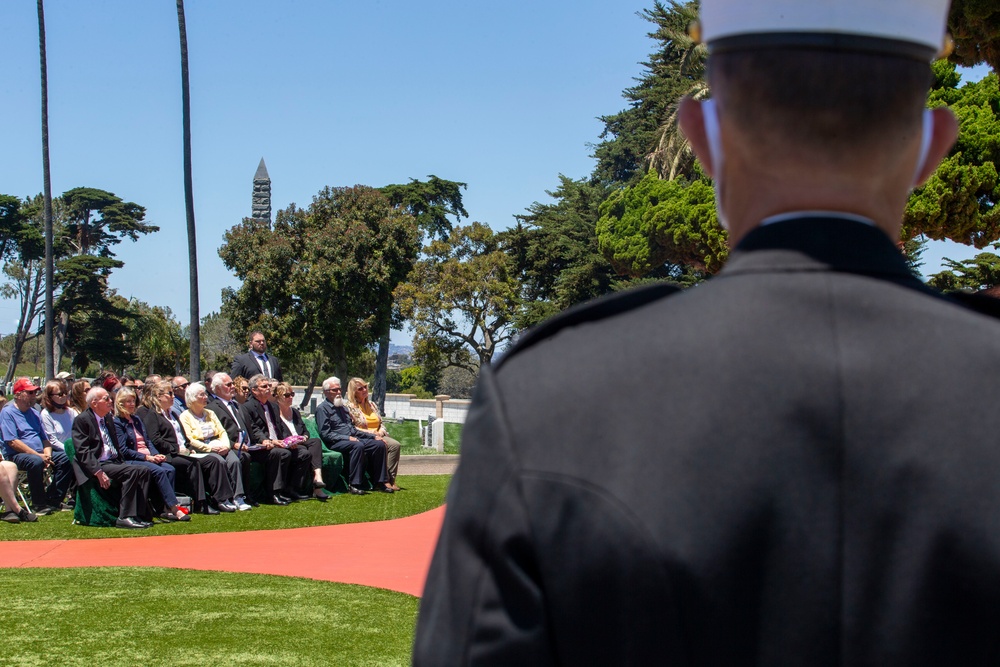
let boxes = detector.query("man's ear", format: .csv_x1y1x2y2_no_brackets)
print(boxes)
913,106,958,187
678,96,715,178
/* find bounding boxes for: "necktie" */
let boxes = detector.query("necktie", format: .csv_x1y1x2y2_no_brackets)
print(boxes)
98,417,118,461
229,400,249,445
257,354,271,378
263,403,278,440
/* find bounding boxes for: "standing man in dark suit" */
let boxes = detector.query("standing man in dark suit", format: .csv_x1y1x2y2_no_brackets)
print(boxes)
237,374,310,504
414,1,1000,665
230,330,283,382
314,376,389,496
71,388,153,530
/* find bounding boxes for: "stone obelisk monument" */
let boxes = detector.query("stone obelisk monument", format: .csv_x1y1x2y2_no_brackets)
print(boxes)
251,157,272,224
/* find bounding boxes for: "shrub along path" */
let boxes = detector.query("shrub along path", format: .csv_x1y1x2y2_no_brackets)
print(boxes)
0,504,446,597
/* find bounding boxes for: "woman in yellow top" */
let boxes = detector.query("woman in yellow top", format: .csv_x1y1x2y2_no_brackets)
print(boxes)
178,382,246,512
346,377,401,491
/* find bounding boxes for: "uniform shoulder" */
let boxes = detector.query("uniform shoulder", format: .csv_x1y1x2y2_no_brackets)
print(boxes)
496,281,682,370
945,291,1000,321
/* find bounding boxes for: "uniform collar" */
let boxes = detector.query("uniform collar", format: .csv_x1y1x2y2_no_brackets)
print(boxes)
723,216,917,281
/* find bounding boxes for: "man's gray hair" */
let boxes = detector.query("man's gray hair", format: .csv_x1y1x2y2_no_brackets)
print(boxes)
322,376,341,391
85,387,106,406
210,373,231,393
248,374,267,391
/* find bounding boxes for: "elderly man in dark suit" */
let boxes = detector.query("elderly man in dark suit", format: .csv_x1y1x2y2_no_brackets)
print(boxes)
414,1,1000,665
206,372,257,509
71,387,153,529
314,376,389,496
230,330,283,382
237,374,309,504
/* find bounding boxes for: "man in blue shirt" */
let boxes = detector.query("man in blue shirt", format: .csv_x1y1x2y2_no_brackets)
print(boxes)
0,377,73,515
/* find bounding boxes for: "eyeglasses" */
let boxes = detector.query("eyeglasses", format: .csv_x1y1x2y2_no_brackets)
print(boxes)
222,381,234,387
282,392,294,398
358,386,368,391
51,392,66,397
174,383,189,390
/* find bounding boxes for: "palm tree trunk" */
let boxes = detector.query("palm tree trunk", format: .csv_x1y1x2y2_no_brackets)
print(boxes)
37,0,54,381
373,329,390,413
176,0,201,381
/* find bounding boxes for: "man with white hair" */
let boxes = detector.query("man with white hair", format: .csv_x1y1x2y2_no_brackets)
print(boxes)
414,1,1000,664
314,376,390,495
71,387,153,529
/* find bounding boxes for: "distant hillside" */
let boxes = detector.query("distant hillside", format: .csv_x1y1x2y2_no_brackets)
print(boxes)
388,343,413,356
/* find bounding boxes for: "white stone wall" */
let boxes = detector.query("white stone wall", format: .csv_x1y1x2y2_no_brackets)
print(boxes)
384,393,470,423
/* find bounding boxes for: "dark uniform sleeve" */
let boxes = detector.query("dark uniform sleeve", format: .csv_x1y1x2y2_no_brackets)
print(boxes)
413,366,555,666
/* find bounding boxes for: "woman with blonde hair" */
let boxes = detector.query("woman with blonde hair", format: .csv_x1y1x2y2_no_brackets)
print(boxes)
346,377,401,491
113,387,190,522
232,376,250,405
271,382,332,500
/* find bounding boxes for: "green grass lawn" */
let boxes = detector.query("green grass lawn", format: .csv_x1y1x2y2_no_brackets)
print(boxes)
0,474,451,541
384,421,462,455
1,567,419,666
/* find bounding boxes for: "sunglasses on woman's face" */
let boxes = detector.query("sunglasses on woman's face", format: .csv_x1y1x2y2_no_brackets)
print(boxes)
282,392,294,398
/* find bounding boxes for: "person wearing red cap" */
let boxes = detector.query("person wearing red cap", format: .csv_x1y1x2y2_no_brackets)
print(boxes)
0,377,74,515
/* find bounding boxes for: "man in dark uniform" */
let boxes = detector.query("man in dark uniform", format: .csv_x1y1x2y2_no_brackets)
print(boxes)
414,1,1000,665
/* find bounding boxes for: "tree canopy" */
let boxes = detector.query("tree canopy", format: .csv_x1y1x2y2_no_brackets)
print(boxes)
395,222,521,370
592,1,703,187
928,252,1000,291
904,62,1000,247
948,0,1000,72
380,175,468,241
595,171,727,276
502,176,616,328
220,185,419,383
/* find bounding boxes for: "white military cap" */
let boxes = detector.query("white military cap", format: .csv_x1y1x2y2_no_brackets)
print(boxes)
700,0,951,61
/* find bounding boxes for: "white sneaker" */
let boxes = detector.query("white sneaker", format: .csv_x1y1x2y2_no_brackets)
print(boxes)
234,495,252,511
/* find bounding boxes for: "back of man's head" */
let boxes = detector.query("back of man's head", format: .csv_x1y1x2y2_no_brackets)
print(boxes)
710,49,932,164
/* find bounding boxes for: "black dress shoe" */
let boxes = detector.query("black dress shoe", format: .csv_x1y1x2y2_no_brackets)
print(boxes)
202,505,219,515
116,517,149,530
348,485,368,496
270,494,290,506
286,490,311,501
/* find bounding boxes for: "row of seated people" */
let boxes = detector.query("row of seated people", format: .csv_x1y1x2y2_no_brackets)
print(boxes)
0,371,403,529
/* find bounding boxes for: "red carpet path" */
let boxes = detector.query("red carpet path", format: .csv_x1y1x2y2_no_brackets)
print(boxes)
0,505,446,597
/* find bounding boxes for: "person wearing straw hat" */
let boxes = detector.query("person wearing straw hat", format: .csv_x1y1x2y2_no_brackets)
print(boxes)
414,1,1000,664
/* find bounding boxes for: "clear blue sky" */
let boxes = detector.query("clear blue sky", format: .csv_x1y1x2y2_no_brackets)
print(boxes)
0,1,991,344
